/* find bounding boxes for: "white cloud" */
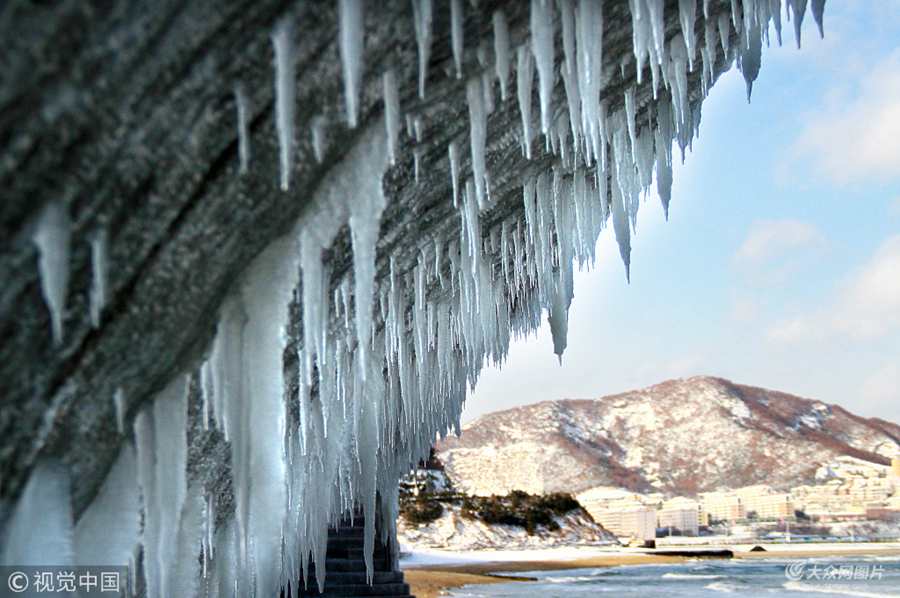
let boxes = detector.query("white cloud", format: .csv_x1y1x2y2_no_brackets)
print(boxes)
767,235,900,342
729,296,760,323
734,219,824,265
788,49,900,185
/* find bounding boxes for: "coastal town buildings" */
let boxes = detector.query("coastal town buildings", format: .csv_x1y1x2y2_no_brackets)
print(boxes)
577,455,899,541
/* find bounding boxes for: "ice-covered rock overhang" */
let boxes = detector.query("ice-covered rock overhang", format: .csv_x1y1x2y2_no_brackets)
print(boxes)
0,0,826,595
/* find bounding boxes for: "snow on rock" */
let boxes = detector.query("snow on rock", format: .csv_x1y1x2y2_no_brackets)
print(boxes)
399,504,617,552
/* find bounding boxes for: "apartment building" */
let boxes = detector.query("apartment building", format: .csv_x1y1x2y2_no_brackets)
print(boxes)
592,507,657,542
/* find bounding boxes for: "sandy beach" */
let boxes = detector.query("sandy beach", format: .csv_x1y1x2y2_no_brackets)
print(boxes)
401,544,900,598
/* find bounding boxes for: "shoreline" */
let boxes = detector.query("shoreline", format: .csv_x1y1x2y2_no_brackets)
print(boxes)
401,544,900,598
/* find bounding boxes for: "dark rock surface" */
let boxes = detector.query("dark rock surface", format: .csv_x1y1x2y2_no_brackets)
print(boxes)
0,0,739,532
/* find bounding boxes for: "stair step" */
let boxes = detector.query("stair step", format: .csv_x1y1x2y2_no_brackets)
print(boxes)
297,582,410,597
315,559,367,572
310,561,392,574
326,548,390,559
296,571,402,588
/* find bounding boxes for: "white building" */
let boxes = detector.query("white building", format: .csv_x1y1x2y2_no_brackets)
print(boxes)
592,508,657,543
658,507,699,535
699,491,745,522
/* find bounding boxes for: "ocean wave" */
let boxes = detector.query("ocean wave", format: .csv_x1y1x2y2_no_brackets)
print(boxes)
782,581,898,598
543,576,598,584
662,572,724,580
705,581,737,593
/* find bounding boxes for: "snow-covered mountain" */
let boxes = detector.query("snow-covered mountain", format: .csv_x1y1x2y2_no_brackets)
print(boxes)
437,377,900,497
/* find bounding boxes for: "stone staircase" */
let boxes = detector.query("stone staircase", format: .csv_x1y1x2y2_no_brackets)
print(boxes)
284,513,415,597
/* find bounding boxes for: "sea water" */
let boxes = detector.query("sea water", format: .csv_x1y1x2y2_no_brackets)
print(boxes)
446,556,900,597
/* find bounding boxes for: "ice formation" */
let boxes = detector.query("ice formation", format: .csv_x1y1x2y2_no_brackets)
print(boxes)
1,461,73,567
311,115,326,163
413,0,433,99
135,376,188,598
493,11,511,101
272,19,296,190
74,446,140,568
114,386,127,434
32,200,71,345
383,69,401,165
451,0,464,79
234,84,251,175
7,1,828,596
339,0,364,128
89,227,108,329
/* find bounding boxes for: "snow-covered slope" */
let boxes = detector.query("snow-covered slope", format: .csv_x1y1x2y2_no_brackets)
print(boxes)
398,504,617,551
438,377,900,497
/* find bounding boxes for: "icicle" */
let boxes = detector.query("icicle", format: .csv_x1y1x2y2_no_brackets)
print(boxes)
466,77,487,210
811,0,825,38
414,148,422,183
718,12,731,54
492,11,511,101
788,0,807,49
739,16,762,102
74,446,140,569
670,34,689,126
655,98,674,219
449,141,461,208
272,19,296,191
678,0,697,70
451,0,464,79
530,0,554,138
89,227,108,329
199,361,211,431
413,0,434,99
135,375,188,598
234,84,250,175
383,69,400,166
349,131,389,380
339,0,364,128
647,0,666,62
559,0,581,152
237,234,297,598
1,460,73,566
114,387,126,434
516,46,535,159
625,87,637,161
576,0,603,165
311,116,326,163
629,0,651,84
32,200,71,345
610,156,632,282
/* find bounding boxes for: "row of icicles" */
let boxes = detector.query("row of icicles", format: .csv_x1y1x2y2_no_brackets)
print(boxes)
12,1,824,597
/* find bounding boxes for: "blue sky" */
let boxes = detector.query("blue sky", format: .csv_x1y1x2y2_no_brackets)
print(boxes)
465,2,900,424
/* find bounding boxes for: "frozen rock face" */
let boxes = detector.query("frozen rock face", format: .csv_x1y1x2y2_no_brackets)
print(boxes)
436,376,900,497
0,1,826,596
